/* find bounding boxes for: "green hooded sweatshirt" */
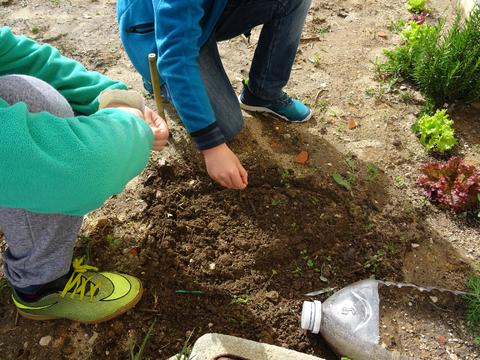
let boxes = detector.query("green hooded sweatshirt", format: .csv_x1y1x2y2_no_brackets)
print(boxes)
0,27,153,215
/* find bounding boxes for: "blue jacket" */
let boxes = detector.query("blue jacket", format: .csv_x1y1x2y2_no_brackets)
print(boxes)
117,0,228,150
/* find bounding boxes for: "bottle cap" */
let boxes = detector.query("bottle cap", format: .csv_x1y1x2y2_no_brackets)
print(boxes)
301,300,322,334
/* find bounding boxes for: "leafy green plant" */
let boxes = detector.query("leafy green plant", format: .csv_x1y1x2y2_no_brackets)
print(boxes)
300,250,330,283
378,7,480,109
333,174,353,194
377,21,439,77
292,266,303,277
406,0,427,13
388,18,407,33
367,163,380,181
364,249,386,274
394,175,407,188
280,169,291,187
268,269,278,281
466,276,480,331
105,234,120,247
231,294,249,305
417,157,480,212
412,109,457,153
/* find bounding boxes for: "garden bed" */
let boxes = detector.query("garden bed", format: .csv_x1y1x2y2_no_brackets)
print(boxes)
0,0,479,359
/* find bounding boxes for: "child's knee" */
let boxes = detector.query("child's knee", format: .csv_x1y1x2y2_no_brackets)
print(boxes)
0,74,73,118
223,109,244,142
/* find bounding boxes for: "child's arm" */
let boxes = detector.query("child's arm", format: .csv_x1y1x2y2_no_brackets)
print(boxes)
0,27,156,214
0,100,153,215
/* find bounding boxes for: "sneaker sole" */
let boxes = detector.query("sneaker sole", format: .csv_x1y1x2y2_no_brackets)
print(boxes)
239,98,313,123
16,282,144,324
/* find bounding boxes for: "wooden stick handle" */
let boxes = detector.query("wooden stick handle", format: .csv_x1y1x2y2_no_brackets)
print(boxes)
148,53,166,120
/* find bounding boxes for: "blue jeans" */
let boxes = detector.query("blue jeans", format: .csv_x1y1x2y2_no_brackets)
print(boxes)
198,0,311,140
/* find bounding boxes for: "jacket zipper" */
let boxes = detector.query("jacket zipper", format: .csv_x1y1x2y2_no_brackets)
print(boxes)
127,23,154,34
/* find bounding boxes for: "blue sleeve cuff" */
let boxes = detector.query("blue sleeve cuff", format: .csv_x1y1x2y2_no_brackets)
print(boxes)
190,122,225,150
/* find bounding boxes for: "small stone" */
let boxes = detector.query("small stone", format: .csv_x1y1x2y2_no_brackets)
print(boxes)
430,296,438,303
91,217,109,229
283,133,292,140
437,335,447,344
39,336,52,347
347,118,357,130
265,290,279,303
411,243,420,249
88,332,99,346
377,31,388,39
209,263,216,270
208,323,213,328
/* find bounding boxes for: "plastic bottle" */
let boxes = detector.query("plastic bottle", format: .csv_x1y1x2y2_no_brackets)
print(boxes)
301,279,414,360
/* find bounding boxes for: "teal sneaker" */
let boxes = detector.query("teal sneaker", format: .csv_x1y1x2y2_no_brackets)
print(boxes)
238,80,312,123
11,258,143,324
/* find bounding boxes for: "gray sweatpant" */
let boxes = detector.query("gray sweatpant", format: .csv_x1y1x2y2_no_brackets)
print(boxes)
0,75,84,289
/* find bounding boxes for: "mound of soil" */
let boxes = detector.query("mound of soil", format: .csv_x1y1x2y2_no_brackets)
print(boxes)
1,0,479,358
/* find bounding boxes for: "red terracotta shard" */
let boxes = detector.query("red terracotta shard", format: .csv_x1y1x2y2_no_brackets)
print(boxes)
294,150,309,164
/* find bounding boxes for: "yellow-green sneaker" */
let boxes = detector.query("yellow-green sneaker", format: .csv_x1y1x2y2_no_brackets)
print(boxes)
12,258,143,324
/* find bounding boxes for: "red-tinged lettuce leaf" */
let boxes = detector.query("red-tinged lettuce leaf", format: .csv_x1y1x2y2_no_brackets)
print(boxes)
417,157,480,212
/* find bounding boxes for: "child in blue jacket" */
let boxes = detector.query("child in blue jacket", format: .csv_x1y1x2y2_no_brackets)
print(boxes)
118,0,312,190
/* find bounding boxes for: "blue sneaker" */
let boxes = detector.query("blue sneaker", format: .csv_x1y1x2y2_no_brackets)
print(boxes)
238,80,312,123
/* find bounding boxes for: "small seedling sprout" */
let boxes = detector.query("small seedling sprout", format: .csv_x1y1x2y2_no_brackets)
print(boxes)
130,319,156,360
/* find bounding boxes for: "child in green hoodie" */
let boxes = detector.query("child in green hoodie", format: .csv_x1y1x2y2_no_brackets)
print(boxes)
0,27,168,323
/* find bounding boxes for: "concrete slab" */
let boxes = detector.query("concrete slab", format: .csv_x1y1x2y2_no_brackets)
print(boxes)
167,333,325,360
460,0,480,16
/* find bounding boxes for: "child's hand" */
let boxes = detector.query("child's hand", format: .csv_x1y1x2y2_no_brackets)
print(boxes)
105,102,145,120
201,143,248,189
105,103,169,152
144,106,169,151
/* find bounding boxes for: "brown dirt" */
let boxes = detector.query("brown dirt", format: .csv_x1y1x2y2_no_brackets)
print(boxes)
380,285,480,359
1,0,479,359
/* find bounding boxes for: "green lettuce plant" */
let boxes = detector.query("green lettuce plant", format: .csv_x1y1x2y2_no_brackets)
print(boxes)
406,0,427,13
401,21,437,45
412,109,457,153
